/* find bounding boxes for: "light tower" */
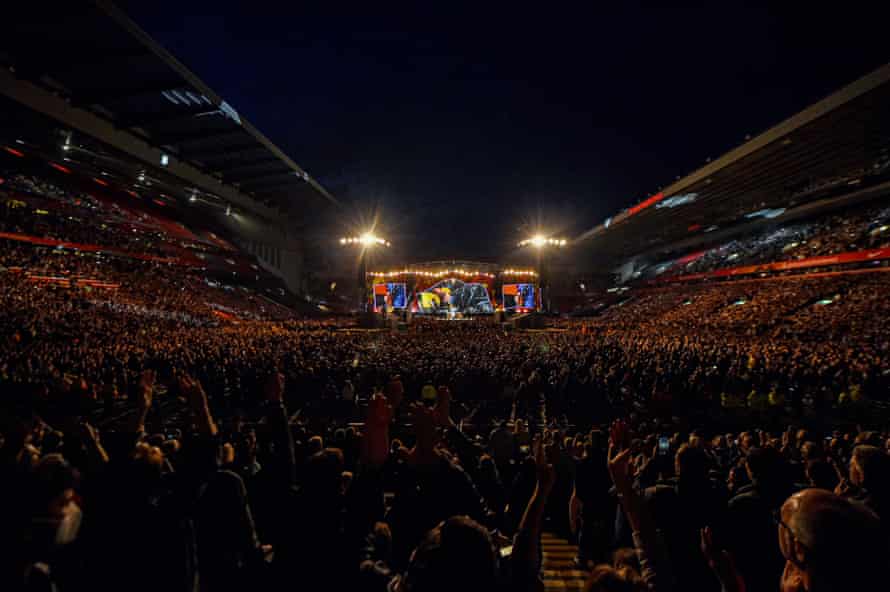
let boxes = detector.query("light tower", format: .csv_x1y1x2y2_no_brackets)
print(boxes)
339,233,391,312
517,235,567,313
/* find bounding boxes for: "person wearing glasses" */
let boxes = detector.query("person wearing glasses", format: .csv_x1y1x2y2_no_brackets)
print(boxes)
772,489,884,592
701,488,884,592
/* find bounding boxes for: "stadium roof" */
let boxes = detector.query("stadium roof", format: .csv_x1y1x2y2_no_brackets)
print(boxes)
576,63,890,268
1,1,340,219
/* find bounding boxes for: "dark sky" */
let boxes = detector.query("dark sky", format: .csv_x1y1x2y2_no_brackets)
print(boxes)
124,2,887,261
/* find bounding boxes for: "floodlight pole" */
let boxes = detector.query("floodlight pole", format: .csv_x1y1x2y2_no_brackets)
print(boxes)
340,234,390,313
537,249,548,313
358,253,368,312
517,237,566,314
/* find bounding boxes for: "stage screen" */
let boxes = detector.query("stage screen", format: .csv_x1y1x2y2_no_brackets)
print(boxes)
373,282,407,311
503,283,536,311
414,278,493,314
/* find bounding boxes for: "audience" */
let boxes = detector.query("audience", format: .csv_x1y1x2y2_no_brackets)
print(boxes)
2,172,890,591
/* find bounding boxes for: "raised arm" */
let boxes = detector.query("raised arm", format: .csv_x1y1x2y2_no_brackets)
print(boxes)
608,419,669,589
511,436,556,592
361,393,393,469
179,374,218,437
262,371,296,488
130,369,156,435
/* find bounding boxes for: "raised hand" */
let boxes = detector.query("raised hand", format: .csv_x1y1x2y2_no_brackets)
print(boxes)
607,443,635,495
533,435,556,496
781,425,795,451
80,421,109,465
137,369,156,411
609,418,631,452
179,374,206,410
178,374,217,436
81,421,100,445
834,476,854,498
362,393,393,467
701,526,746,592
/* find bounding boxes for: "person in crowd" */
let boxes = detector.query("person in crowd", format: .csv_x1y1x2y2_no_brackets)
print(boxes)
843,444,890,523
772,489,885,592
724,446,794,592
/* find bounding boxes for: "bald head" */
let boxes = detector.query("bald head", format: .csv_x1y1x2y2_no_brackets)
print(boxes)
780,489,885,592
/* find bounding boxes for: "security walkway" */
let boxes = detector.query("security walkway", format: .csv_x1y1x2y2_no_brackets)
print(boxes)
541,532,587,590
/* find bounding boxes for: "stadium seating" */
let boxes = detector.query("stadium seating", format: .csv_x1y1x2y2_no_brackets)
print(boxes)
645,201,890,280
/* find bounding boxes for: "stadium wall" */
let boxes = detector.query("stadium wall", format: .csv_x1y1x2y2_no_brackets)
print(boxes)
205,209,307,295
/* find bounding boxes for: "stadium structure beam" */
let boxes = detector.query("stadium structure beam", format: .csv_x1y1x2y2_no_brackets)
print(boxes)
216,157,281,175
153,127,244,146
42,48,151,74
12,48,151,78
73,79,186,105
0,67,276,220
116,106,221,130
240,177,304,191
228,169,294,184
182,141,264,160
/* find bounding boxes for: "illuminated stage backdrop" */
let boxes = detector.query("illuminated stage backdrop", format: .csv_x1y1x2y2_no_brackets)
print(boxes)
368,262,539,315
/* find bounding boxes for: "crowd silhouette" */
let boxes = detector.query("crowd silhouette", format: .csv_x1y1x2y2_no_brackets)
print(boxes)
2,173,890,591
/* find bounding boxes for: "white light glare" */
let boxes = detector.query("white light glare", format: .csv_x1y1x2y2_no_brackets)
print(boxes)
518,235,567,248
341,233,389,247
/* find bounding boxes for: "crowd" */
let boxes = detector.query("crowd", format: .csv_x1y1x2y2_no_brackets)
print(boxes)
2,174,890,591
3,174,189,256
2,354,888,592
1,172,253,267
2,260,890,590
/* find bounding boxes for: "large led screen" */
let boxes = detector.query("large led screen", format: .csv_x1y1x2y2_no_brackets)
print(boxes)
414,278,493,314
373,282,407,311
502,283,536,311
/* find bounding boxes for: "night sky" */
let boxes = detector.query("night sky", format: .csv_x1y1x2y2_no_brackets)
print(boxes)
125,2,887,261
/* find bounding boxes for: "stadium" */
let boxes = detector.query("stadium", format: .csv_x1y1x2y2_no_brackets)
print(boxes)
1,3,889,592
